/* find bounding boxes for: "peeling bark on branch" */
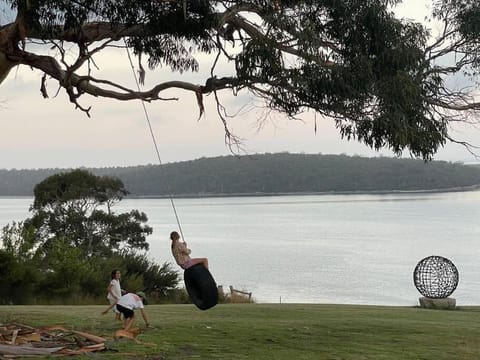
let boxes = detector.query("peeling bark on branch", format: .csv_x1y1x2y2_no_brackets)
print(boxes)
0,22,22,83
7,48,241,104
29,22,144,44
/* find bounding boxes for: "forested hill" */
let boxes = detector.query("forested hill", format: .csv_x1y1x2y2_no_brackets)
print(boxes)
1,153,480,196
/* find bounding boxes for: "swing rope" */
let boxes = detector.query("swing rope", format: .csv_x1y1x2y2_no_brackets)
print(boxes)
124,44,186,242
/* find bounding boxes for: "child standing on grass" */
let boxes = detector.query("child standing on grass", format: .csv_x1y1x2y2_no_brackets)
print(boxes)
107,269,123,321
170,231,209,270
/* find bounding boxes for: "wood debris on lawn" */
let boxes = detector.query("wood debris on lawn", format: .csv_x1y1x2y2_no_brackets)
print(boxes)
0,323,107,357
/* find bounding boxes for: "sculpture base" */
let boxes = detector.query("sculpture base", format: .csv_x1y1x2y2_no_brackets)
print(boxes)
418,297,456,310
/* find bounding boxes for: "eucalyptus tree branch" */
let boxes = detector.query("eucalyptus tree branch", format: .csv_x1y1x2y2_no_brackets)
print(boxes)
429,99,480,111
7,46,245,116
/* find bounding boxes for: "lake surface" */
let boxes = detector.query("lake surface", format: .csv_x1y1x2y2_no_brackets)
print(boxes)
1,191,479,306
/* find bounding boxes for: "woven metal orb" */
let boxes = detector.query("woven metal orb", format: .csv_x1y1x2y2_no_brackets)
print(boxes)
413,255,459,299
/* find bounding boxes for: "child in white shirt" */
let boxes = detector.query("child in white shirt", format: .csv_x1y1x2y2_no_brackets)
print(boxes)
102,292,150,331
107,269,123,321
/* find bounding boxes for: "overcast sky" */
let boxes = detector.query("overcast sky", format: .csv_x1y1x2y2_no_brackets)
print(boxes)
1,0,479,170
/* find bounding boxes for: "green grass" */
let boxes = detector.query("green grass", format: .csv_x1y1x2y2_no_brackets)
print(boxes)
1,304,480,359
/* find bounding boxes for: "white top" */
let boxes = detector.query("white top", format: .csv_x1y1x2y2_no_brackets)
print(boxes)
117,293,144,310
107,279,122,301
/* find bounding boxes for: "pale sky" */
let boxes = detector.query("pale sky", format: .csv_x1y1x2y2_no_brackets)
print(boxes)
1,0,479,170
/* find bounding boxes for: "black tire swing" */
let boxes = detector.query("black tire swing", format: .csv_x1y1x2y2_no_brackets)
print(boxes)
184,264,218,310
126,47,218,310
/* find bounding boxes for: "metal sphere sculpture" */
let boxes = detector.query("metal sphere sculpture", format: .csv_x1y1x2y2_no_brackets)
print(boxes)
413,255,459,299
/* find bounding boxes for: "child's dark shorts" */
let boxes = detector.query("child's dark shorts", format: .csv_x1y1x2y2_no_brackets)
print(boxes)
116,304,134,319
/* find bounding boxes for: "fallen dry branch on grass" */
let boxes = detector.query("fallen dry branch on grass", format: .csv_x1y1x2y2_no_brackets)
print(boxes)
0,323,107,357
114,328,157,347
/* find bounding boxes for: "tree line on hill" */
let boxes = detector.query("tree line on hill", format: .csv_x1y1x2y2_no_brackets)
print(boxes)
1,153,480,197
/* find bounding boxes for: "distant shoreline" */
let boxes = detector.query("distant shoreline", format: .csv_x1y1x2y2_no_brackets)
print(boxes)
125,184,480,199
1,185,479,200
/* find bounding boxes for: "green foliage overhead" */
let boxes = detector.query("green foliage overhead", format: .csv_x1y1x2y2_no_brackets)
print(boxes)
1,1,479,160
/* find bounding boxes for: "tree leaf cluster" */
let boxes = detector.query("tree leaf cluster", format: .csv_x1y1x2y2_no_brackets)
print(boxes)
26,169,151,256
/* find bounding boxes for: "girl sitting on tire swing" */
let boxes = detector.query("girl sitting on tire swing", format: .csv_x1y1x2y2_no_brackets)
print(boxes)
170,231,209,270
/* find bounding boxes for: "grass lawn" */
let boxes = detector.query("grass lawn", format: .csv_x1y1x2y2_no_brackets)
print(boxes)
1,304,480,359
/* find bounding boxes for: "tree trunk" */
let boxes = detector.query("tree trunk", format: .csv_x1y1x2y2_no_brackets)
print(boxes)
0,22,21,85
0,52,15,84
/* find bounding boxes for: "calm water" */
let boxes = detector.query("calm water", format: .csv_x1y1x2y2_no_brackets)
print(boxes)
1,191,479,306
